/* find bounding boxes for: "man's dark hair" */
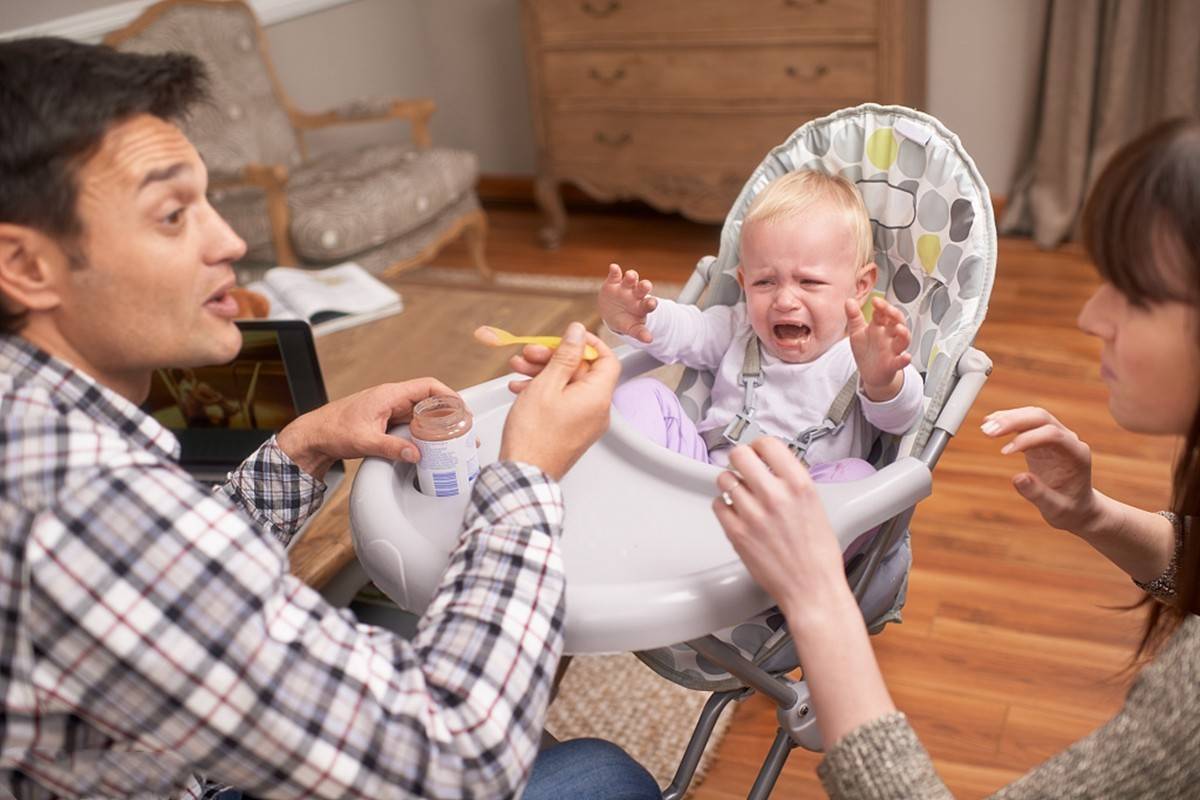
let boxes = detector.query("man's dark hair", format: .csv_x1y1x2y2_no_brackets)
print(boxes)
0,37,207,333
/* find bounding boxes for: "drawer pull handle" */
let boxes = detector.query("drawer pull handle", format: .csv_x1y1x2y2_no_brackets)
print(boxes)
594,131,631,148
785,64,830,81
587,66,627,85
783,0,828,7
581,0,621,17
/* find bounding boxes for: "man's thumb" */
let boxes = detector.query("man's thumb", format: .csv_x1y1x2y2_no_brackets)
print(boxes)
543,322,586,383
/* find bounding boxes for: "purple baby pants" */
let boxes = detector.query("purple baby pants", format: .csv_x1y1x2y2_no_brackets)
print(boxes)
612,377,879,559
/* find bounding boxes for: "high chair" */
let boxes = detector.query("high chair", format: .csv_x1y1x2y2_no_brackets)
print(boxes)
349,104,996,799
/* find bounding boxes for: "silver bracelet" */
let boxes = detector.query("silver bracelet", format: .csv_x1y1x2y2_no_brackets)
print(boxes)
1133,511,1184,598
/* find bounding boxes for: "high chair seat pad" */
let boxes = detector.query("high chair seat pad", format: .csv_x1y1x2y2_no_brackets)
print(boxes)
351,348,933,654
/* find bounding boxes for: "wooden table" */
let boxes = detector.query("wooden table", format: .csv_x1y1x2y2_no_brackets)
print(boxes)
288,279,599,591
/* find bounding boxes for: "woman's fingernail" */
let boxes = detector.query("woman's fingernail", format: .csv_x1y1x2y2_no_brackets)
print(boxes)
981,420,1000,435
1000,443,1013,455
564,322,585,343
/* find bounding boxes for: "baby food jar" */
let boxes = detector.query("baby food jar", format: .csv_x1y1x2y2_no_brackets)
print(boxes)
409,395,480,497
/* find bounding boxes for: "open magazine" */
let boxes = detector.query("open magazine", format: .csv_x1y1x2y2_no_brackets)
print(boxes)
247,262,403,336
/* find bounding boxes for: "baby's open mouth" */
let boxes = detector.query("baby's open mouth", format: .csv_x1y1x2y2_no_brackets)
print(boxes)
773,323,810,343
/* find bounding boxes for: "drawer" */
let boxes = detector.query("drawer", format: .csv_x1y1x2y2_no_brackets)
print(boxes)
528,0,877,42
547,109,825,169
542,45,877,103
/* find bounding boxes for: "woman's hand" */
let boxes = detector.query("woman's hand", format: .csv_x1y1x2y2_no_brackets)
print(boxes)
499,322,619,480
712,437,849,621
982,406,1104,536
598,263,657,343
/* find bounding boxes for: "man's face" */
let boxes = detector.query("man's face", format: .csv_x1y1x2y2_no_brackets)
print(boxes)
56,114,246,401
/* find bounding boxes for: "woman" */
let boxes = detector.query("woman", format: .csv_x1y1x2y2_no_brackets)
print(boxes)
713,118,1200,797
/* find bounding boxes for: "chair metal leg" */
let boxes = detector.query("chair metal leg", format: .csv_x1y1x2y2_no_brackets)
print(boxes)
661,689,747,800
686,636,798,709
747,728,795,800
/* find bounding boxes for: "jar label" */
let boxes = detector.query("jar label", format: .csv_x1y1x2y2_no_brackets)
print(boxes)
414,426,480,498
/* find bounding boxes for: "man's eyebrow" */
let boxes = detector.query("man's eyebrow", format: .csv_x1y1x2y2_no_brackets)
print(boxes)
138,162,190,190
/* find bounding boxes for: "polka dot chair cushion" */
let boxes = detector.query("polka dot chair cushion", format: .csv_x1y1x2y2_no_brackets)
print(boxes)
637,104,997,690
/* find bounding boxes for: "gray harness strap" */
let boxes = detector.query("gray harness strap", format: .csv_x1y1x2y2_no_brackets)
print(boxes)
701,336,860,464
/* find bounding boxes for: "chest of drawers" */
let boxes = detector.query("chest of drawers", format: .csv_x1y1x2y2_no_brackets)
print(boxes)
521,0,926,246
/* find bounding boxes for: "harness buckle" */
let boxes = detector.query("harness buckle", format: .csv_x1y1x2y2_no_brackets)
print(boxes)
722,409,761,446
787,420,844,461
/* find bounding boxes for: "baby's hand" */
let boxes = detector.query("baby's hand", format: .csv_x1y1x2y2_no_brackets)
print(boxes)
598,263,657,343
847,296,912,402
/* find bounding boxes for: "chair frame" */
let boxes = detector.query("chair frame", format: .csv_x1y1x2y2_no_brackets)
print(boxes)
104,0,491,279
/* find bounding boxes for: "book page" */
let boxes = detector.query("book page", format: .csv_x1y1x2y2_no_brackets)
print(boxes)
264,264,401,322
245,279,301,320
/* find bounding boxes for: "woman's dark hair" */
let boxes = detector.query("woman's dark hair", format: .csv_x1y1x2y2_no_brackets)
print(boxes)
0,37,207,333
1081,117,1200,657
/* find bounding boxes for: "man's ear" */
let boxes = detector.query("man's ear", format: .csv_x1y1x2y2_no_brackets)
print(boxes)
0,224,68,314
854,260,878,304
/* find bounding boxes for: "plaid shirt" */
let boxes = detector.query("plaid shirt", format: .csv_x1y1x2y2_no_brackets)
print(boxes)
0,335,567,799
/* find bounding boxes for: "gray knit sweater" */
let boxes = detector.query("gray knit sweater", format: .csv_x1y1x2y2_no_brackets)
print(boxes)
818,514,1199,798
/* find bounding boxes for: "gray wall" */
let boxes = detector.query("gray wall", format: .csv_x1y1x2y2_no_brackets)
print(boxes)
3,0,1043,194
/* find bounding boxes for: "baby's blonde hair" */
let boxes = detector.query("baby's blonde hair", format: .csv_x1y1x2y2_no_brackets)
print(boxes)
742,170,874,269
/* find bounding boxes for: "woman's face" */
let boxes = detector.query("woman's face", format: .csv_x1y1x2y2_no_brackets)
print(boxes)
1078,283,1200,435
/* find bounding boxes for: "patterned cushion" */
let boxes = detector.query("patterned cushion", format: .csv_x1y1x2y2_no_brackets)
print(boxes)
287,144,478,262
112,3,301,176
637,104,998,690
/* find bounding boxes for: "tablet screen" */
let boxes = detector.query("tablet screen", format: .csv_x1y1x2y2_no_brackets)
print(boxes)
141,320,330,467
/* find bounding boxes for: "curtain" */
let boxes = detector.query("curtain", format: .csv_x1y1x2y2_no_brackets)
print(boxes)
1001,0,1200,247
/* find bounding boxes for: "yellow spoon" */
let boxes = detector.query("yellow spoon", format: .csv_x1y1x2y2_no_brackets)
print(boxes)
473,325,599,361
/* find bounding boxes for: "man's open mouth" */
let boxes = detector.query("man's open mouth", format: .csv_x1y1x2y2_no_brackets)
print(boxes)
204,287,240,317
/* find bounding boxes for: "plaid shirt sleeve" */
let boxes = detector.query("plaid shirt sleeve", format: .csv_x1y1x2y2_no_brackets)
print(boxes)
26,458,565,799
218,435,326,546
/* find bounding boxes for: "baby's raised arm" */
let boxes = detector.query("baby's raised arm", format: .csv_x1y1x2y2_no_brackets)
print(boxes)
847,296,913,402
599,263,658,343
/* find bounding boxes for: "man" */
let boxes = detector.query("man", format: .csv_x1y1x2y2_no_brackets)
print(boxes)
0,38,655,799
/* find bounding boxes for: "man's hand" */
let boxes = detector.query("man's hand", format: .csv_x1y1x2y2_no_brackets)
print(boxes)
499,322,619,480
598,263,657,343
276,378,457,480
982,406,1104,536
846,296,912,402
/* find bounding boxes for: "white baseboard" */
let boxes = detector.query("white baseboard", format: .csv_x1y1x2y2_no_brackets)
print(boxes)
1,0,358,43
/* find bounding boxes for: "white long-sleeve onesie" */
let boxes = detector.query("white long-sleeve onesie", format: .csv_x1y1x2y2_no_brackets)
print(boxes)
628,299,924,466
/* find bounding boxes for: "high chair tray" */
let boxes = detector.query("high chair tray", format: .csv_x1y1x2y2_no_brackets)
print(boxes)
350,354,932,654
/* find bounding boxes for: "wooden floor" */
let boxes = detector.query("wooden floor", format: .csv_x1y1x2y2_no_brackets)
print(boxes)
438,203,1177,798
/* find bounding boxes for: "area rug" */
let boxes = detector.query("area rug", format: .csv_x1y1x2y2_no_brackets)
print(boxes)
546,654,738,794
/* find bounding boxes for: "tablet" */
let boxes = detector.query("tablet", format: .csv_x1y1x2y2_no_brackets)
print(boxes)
141,320,340,485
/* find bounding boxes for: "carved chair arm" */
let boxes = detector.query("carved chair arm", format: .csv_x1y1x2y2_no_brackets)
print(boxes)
290,98,436,148
210,163,298,266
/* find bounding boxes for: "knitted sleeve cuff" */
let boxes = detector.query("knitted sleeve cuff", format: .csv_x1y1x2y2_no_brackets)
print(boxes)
817,712,953,800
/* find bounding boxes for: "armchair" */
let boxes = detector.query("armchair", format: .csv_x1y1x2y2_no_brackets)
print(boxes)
105,0,490,279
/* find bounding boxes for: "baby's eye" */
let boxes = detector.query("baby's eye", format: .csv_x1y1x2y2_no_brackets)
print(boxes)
753,278,774,287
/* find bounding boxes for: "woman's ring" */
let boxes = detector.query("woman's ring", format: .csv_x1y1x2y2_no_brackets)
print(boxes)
719,474,740,508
